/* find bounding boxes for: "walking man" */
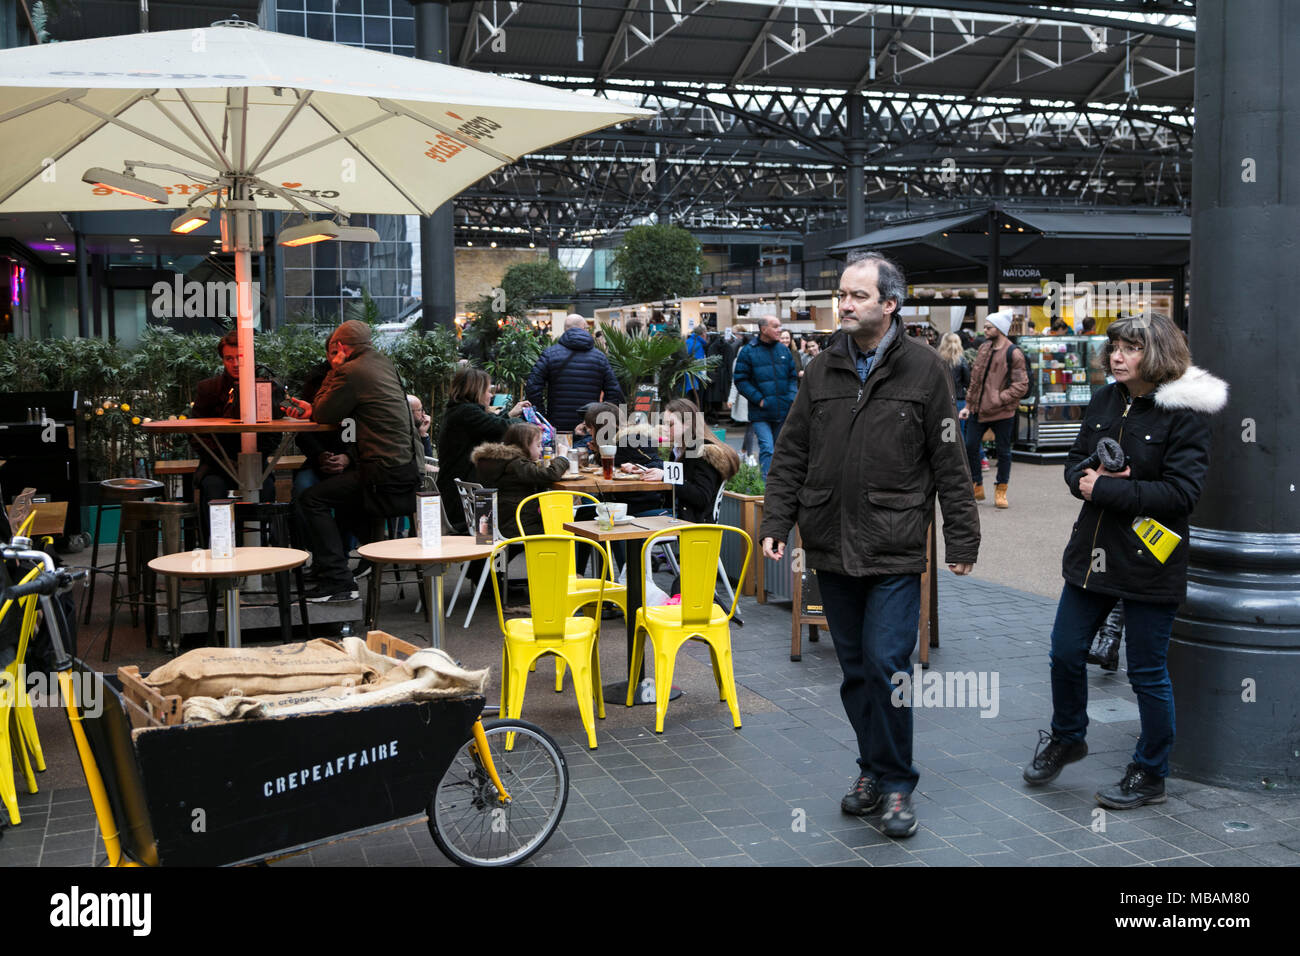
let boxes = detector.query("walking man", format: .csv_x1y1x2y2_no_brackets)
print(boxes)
732,315,799,477
760,251,980,838
960,310,1029,508
525,314,624,432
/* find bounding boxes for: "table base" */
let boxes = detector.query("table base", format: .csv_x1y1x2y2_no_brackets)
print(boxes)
602,679,684,707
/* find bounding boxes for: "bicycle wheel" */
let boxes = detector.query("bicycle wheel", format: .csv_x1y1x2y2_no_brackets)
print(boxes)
428,718,569,866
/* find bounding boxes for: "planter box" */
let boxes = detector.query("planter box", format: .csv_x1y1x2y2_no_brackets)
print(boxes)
753,499,796,604
718,490,762,596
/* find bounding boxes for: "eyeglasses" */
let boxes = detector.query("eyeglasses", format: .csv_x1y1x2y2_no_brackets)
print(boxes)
1115,344,1145,357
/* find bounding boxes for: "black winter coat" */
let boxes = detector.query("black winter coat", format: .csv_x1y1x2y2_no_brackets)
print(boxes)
1061,367,1227,604
673,442,739,523
759,319,980,576
469,443,570,537
437,399,515,531
525,328,624,431
949,359,971,402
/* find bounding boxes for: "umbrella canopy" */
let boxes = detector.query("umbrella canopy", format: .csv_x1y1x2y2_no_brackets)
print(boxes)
0,22,649,214
0,22,650,482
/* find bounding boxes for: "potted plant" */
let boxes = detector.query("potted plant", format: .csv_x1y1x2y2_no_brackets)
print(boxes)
719,461,763,595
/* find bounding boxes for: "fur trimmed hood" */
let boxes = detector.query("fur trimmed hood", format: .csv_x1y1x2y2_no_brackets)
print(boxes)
691,440,740,481
470,442,528,465
1154,366,1229,415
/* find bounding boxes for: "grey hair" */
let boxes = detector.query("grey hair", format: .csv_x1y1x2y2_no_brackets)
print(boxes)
844,250,907,310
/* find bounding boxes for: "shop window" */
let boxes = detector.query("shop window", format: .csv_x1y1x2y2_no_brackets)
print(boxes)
364,0,390,15
305,13,333,41
277,11,306,36
335,15,362,43
364,16,391,45
393,17,414,45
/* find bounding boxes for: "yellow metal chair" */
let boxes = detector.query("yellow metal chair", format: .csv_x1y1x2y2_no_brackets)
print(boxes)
627,524,751,734
490,534,607,749
1,566,45,824
517,491,628,693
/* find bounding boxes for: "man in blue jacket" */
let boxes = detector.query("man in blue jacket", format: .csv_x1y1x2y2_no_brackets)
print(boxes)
525,315,625,432
733,316,799,477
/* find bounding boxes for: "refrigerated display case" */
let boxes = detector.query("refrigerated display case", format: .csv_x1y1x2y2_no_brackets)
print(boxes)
1013,335,1109,459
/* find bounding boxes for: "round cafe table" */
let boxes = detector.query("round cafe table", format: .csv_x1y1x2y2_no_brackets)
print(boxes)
356,536,494,650
148,546,309,649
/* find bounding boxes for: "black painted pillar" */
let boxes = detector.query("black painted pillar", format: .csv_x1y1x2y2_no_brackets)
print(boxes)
845,92,865,240
986,207,1000,314
74,221,90,338
411,0,457,331
1171,0,1300,789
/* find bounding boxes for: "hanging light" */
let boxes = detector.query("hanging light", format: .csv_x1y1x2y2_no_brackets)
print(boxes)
81,167,168,204
277,219,340,247
170,207,211,234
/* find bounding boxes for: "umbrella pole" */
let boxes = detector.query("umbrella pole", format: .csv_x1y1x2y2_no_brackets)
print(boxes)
234,204,261,503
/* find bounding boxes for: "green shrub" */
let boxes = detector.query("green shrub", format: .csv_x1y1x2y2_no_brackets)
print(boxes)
725,462,765,496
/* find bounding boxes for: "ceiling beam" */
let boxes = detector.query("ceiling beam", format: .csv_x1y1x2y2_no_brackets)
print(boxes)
457,1,486,66
1086,33,1154,100
730,0,788,87
600,0,646,81
973,19,1039,96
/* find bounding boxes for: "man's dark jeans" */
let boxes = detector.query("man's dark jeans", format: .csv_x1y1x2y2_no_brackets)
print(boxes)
1049,582,1179,777
963,414,1015,485
295,469,369,590
817,570,922,794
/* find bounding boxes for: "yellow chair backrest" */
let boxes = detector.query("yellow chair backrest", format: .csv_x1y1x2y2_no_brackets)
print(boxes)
517,491,601,579
641,523,751,625
490,534,607,641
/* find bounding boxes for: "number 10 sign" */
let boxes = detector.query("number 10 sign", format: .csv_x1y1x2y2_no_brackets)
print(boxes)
662,461,684,485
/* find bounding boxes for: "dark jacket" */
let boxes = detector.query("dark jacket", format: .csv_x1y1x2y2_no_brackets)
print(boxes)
1061,367,1227,604
613,422,668,515
674,441,739,523
705,332,741,404
311,344,420,469
191,371,285,473
759,319,980,576
966,338,1029,421
949,358,971,402
436,399,514,532
525,328,624,432
295,361,353,474
733,337,799,424
469,443,570,537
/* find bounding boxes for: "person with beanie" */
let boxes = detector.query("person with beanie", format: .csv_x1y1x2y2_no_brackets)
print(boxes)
959,310,1029,508
285,319,423,602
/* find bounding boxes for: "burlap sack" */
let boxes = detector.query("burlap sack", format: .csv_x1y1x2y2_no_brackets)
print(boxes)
144,639,378,700
179,638,489,723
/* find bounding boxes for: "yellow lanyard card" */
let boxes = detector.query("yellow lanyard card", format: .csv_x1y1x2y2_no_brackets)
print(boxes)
1132,516,1181,563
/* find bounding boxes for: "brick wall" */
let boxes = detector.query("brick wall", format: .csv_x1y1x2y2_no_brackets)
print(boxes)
455,247,549,312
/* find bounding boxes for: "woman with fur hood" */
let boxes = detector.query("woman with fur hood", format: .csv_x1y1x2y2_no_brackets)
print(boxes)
470,423,570,537
621,398,740,523
1022,313,1228,811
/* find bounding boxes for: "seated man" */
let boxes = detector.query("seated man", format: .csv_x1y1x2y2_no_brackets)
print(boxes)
286,320,422,603
191,329,283,535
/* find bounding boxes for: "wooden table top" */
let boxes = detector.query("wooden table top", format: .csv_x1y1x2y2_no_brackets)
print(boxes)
149,546,310,578
552,469,672,495
357,536,494,566
563,514,686,542
142,417,335,434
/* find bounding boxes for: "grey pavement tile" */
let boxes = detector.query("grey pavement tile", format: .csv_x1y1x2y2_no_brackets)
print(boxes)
950,802,1012,824
797,840,861,865
854,841,915,866
585,850,648,866
1151,855,1210,866
911,847,980,867
1076,844,1145,866
531,848,590,867
1031,826,1109,852
1000,833,1070,859
1028,852,1097,867
608,820,669,841
1237,843,1300,866
702,854,760,866
663,820,728,844
0,847,44,866
1111,837,1187,862
971,852,1024,867
627,835,686,858
636,852,703,866
1195,848,1269,866
946,833,1011,856
569,833,632,856
36,847,97,867
1172,808,1300,848
39,831,100,855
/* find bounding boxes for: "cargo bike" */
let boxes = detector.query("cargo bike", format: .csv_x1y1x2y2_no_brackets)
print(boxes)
1,539,569,867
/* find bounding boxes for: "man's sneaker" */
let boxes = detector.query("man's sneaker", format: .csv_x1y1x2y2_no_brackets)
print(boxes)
1096,763,1166,810
880,792,918,838
840,773,881,816
352,559,374,580
1023,729,1088,785
304,584,359,603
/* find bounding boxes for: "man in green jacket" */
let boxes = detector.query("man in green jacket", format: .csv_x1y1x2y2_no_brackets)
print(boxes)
287,320,422,602
760,251,980,838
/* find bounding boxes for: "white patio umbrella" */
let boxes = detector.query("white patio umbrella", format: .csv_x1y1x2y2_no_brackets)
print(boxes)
0,20,651,482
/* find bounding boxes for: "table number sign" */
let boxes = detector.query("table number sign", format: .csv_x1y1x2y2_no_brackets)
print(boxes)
209,500,236,559
417,492,442,550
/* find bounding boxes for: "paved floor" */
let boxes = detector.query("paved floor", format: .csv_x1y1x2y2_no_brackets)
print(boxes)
5,562,1298,868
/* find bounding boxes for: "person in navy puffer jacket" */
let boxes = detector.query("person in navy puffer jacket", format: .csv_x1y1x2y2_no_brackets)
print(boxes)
525,314,625,432
732,315,800,477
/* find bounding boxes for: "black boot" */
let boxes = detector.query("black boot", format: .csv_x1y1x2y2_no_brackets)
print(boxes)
1087,604,1125,671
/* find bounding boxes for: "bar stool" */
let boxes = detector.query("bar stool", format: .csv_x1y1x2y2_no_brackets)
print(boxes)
233,501,312,644
102,500,202,660
83,477,164,626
